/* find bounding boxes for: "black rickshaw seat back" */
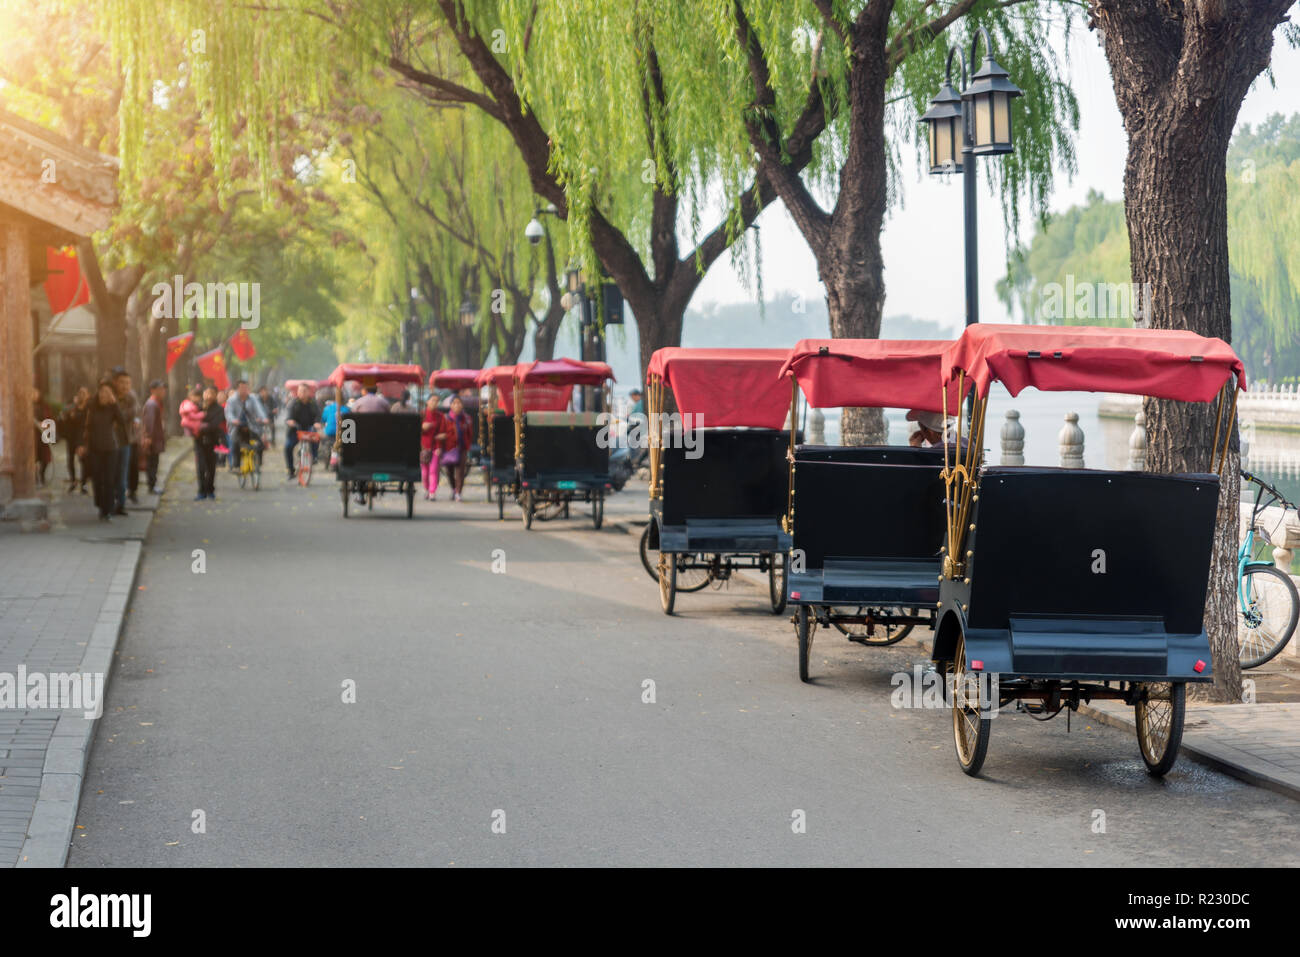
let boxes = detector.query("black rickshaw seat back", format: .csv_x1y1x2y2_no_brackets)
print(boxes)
966,466,1220,639
659,429,789,527
792,459,946,570
337,412,421,472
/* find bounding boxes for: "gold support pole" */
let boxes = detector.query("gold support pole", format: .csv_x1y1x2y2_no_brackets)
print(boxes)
1214,385,1240,477
784,376,799,532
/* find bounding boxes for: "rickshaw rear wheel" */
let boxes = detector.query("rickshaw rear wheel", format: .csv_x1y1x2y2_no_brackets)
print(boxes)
367,485,374,511
768,551,787,614
521,491,534,529
797,605,814,683
659,551,677,615
405,484,415,518
640,525,658,581
950,633,991,776
341,480,349,518
592,492,604,530
496,485,505,520
1135,681,1185,777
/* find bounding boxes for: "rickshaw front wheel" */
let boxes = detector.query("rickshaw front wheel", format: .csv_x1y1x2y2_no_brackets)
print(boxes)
520,491,534,530
1135,681,1185,776
797,604,814,683
950,632,991,776
659,551,677,615
639,525,658,581
592,492,604,530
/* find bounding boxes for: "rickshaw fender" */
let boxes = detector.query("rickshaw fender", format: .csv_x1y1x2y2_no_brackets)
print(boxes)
931,609,965,664
647,518,661,550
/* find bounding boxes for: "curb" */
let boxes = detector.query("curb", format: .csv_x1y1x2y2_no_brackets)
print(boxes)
1078,701,1300,803
15,443,187,867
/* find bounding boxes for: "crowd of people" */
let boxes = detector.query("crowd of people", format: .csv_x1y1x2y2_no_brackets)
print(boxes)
42,373,482,513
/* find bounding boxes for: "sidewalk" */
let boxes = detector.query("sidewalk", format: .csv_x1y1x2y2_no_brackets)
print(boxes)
0,441,186,866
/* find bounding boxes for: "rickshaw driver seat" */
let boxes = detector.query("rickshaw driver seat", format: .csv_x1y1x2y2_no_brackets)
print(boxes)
948,465,1221,682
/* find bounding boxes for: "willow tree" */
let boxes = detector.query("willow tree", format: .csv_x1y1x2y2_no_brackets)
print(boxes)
101,0,786,377
1087,1,1298,700
343,77,570,367
686,0,1077,441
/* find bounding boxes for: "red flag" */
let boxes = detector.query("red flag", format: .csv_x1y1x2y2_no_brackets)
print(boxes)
230,329,256,361
43,246,90,314
197,347,231,391
165,332,194,372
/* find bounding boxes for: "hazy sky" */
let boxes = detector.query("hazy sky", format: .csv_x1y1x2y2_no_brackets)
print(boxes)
690,16,1300,329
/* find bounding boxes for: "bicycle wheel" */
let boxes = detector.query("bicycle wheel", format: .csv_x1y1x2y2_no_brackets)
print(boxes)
1238,563,1300,668
639,525,658,581
298,443,312,486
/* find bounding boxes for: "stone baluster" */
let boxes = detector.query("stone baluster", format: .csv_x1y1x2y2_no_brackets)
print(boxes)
1000,410,1024,466
1128,410,1147,471
1059,412,1085,468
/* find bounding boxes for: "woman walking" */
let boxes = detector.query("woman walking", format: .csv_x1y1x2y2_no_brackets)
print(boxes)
78,380,127,521
420,396,446,500
440,395,474,502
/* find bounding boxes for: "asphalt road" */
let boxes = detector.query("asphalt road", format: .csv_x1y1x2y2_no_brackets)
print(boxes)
68,456,1300,866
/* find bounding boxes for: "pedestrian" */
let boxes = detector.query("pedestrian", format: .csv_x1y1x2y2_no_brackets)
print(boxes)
440,394,474,502
195,387,224,500
283,383,321,480
61,386,90,493
32,387,54,487
140,379,168,494
420,396,447,501
79,379,127,521
109,368,140,514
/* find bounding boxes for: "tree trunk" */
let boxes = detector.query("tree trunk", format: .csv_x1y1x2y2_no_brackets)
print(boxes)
530,302,563,362
1090,0,1293,700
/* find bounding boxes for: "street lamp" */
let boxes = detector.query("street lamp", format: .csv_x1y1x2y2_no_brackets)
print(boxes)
919,27,1022,328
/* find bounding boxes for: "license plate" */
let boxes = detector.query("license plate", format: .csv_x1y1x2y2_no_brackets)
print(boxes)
556,480,577,489
372,473,390,481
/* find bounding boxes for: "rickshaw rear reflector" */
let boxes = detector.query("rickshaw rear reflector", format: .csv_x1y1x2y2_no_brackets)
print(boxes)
790,591,801,600
971,660,984,671
522,481,530,487
1194,659,1206,673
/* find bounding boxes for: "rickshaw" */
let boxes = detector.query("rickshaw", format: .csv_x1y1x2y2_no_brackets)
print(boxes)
512,358,613,530
933,324,1245,777
475,366,527,516
326,363,424,519
645,348,793,615
779,340,967,681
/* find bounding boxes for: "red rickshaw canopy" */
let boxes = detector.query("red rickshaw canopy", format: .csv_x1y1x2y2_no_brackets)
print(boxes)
326,363,425,387
430,368,481,390
515,357,615,387
779,339,967,414
646,347,791,428
941,324,1247,402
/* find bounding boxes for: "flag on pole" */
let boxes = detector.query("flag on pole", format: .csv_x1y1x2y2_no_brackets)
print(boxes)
196,347,230,391
230,329,256,361
165,331,194,372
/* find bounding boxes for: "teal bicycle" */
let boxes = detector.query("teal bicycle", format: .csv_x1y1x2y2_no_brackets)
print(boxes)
1239,469,1300,668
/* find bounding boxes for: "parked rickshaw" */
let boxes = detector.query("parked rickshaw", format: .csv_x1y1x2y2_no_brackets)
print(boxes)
779,340,966,681
933,324,1245,777
477,366,523,516
645,348,793,615
327,363,424,519
512,358,613,530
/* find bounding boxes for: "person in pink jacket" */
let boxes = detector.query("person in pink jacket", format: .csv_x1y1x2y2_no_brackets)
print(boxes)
178,386,206,494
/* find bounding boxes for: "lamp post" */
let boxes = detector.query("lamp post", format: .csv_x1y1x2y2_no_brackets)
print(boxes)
919,27,1022,330
459,296,475,370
